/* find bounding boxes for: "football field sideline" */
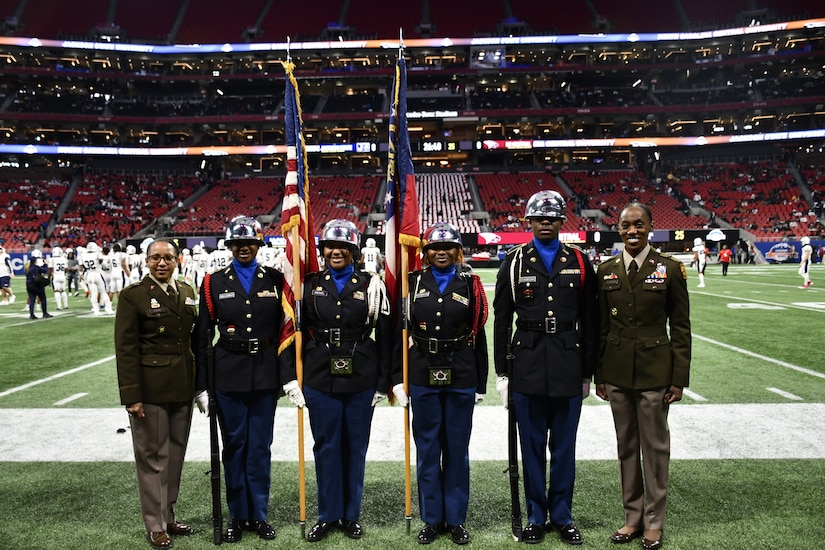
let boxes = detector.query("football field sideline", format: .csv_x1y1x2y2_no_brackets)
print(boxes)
2,401,823,462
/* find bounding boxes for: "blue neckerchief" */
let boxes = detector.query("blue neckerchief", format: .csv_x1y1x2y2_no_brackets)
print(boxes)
431,264,456,294
233,258,258,295
533,237,560,272
330,264,354,294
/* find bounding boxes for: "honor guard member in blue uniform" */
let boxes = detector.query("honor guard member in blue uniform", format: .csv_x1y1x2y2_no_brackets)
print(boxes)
595,203,691,550
493,190,598,545
194,216,284,543
281,219,394,542
399,222,489,546
115,238,198,550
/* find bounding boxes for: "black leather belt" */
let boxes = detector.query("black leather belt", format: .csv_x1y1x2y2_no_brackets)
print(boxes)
516,318,579,334
412,335,470,354
312,327,371,345
218,337,274,354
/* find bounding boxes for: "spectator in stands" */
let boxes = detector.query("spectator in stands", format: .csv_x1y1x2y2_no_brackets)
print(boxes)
280,219,394,543
493,191,598,545
595,202,691,550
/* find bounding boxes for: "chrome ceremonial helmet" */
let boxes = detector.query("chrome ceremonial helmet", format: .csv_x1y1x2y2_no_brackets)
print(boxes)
525,190,567,220
422,222,462,251
319,219,360,255
224,215,265,246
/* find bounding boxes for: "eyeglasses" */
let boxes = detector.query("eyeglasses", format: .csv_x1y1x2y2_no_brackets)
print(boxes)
147,254,177,263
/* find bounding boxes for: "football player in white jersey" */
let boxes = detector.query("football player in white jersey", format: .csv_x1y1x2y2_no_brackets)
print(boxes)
360,237,384,274
257,241,277,268
74,245,89,297
179,247,192,284
0,245,16,305
798,236,813,289
210,238,232,272
49,246,70,309
692,237,708,288
191,243,210,295
80,242,114,315
125,244,141,284
107,243,129,303
100,244,114,298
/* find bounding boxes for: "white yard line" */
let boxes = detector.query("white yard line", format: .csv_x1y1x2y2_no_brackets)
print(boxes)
694,334,825,379
766,387,803,400
54,393,89,406
0,356,115,398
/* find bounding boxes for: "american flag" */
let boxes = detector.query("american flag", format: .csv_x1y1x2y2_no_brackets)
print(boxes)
385,55,420,310
279,62,319,354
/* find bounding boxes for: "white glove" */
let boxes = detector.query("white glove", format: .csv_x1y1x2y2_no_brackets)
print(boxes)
392,383,409,407
475,393,484,405
371,391,387,407
195,390,209,416
496,375,509,409
582,379,591,399
282,380,306,408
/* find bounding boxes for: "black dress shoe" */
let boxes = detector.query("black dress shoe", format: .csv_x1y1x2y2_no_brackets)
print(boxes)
307,521,337,542
449,524,470,545
166,521,193,536
611,528,643,544
341,520,363,539
252,520,276,540
550,522,583,545
522,523,545,544
224,519,243,543
417,524,439,544
643,536,663,550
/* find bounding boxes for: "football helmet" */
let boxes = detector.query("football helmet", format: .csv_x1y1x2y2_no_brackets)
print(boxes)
52,247,63,257
694,237,703,246
365,237,376,248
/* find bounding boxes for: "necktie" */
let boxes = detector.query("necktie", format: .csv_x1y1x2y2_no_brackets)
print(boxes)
167,284,178,303
628,261,638,282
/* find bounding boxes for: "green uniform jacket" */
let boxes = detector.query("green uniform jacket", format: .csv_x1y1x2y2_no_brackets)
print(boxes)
596,251,691,389
115,276,198,405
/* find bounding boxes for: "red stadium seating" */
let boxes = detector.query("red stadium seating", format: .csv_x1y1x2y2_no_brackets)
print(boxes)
175,1,262,45
18,0,108,39
173,177,282,235
114,0,179,43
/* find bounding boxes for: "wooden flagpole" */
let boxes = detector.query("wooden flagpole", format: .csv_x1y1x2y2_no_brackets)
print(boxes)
291,224,307,539
401,245,412,534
